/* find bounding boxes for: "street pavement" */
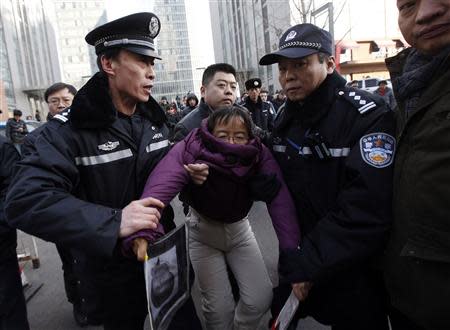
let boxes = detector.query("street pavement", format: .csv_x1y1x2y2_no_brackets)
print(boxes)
21,200,329,330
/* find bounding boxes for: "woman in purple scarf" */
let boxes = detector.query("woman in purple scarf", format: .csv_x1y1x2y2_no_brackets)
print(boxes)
124,105,300,330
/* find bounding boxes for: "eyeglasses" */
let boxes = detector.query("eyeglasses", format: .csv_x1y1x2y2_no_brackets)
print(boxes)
216,134,249,144
48,98,72,106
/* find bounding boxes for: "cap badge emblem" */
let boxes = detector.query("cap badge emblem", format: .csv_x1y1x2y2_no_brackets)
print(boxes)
149,16,159,38
254,81,259,86
285,31,297,41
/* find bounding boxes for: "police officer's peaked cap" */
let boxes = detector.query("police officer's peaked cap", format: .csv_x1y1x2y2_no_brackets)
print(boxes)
259,23,332,65
85,12,162,59
245,78,262,90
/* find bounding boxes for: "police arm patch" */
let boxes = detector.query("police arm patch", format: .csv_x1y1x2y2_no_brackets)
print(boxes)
359,133,396,168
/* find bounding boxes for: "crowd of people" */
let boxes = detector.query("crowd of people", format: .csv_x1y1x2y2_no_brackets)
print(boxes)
1,1,449,330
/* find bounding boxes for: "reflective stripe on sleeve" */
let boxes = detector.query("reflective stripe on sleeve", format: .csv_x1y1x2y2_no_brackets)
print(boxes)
273,145,350,157
75,148,133,166
145,139,169,153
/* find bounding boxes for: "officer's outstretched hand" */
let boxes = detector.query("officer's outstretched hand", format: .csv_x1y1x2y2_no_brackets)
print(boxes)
184,163,209,185
120,197,164,238
132,237,148,262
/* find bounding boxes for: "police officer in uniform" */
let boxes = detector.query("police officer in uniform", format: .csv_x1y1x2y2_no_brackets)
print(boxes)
242,78,274,142
6,13,175,330
259,24,395,329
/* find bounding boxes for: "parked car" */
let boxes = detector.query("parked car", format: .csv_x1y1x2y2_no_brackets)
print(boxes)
0,120,43,137
353,78,393,93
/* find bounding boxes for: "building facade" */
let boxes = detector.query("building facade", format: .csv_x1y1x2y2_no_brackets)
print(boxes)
210,0,291,94
53,1,107,89
151,0,194,103
210,0,404,93
0,0,61,117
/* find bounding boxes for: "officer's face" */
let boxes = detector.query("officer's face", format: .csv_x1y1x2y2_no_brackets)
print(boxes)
108,50,155,104
260,92,268,102
278,54,334,103
47,88,74,116
247,87,260,103
201,72,237,110
397,0,450,55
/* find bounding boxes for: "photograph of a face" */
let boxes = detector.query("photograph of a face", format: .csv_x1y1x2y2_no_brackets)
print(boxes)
144,224,189,330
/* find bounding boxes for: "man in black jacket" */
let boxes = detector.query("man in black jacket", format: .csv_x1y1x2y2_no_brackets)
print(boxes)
0,135,29,330
172,63,237,143
242,78,274,141
260,23,395,330
5,13,173,330
5,109,28,154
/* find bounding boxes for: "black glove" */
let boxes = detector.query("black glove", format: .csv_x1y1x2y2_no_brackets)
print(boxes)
248,173,281,203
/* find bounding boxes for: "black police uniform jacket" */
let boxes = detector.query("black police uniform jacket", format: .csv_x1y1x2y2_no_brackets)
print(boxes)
172,99,212,143
5,73,171,316
275,72,395,297
243,96,275,133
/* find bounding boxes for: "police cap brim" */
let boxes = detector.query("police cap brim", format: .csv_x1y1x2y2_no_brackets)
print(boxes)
125,46,161,60
259,47,319,65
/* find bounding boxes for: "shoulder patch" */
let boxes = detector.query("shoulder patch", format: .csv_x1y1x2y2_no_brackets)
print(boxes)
360,133,396,168
51,108,71,124
338,88,378,114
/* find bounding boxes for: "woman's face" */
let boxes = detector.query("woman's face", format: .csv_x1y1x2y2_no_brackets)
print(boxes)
212,116,249,145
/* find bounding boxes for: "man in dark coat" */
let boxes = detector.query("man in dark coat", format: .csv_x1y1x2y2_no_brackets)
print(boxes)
173,63,237,143
0,135,29,330
384,1,450,329
373,80,396,110
242,78,274,142
181,92,199,117
5,109,28,154
259,23,395,330
5,12,175,330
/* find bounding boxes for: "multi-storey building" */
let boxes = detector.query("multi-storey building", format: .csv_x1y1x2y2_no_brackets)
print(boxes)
210,0,404,93
0,0,61,117
53,1,107,89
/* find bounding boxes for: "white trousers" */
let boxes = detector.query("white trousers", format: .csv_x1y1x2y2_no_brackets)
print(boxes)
188,210,273,330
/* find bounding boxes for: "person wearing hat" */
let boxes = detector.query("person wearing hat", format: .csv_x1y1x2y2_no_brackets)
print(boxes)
5,12,177,329
373,80,396,110
242,78,274,143
181,92,199,117
5,109,28,154
259,23,395,329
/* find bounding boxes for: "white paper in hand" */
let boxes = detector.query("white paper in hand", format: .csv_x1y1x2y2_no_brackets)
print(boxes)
272,290,299,330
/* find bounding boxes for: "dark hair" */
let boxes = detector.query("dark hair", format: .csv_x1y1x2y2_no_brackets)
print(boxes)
202,63,236,86
317,52,331,64
13,109,22,116
207,105,254,139
378,80,388,86
96,48,122,73
44,82,77,102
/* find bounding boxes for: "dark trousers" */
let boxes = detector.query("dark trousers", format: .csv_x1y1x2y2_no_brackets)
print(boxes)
271,270,389,330
389,307,425,330
56,244,78,303
0,257,29,330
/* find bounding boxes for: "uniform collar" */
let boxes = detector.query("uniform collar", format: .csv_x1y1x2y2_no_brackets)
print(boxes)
284,71,346,128
69,72,166,129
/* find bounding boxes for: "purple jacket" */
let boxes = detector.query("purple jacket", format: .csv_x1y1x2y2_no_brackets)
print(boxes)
123,120,301,253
